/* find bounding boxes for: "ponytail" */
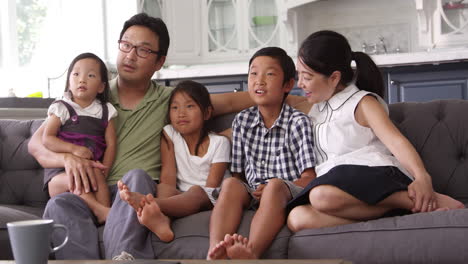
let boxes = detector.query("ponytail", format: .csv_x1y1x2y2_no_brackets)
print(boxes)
352,51,384,98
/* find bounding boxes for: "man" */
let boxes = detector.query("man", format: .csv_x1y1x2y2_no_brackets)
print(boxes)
28,13,254,260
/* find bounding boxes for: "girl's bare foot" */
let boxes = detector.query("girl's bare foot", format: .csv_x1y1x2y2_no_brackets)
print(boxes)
435,193,465,210
207,239,229,260
225,233,257,259
137,194,174,242
117,180,146,211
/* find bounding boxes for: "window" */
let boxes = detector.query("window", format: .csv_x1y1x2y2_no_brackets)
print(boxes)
0,0,136,98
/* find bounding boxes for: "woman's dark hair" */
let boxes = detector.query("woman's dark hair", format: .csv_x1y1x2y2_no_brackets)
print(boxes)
168,80,213,156
249,46,296,85
299,30,384,97
119,13,170,59
65,52,110,103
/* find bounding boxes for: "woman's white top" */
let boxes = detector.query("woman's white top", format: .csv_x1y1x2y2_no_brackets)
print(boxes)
47,93,117,124
309,84,412,179
163,125,231,192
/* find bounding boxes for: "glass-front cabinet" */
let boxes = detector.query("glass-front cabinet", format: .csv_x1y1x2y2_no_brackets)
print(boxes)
205,0,239,54
433,0,468,46
150,0,288,65
204,0,281,59
416,0,468,48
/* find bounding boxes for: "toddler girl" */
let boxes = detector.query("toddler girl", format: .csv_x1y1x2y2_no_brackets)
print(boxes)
43,52,117,224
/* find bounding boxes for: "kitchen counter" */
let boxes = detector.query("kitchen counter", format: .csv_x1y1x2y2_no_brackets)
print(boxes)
371,48,468,67
155,48,468,80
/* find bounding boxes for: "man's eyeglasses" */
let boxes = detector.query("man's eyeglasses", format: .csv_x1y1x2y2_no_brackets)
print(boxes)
118,40,161,58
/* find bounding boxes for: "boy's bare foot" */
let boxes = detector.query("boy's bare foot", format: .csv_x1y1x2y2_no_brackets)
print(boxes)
137,194,174,242
435,193,465,210
207,239,229,260
225,233,257,259
117,180,146,211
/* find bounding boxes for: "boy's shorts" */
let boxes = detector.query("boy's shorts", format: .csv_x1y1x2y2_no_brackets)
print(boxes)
201,186,222,205
202,179,303,209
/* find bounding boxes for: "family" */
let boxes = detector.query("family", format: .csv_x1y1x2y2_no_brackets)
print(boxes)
28,13,465,260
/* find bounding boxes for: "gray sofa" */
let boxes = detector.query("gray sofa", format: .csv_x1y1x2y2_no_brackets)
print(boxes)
1,99,468,263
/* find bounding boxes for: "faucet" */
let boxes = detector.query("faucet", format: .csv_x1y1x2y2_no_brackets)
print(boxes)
363,43,377,54
362,42,377,54
361,42,367,53
378,36,387,54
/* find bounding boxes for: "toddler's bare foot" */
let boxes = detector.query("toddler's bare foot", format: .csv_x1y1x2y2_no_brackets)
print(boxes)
207,239,229,260
95,206,110,224
225,233,257,259
118,180,146,211
78,193,110,225
435,193,465,210
138,194,174,242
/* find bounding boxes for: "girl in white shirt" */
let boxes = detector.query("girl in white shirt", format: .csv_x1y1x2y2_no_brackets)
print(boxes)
43,52,117,224
118,80,231,242
287,30,464,232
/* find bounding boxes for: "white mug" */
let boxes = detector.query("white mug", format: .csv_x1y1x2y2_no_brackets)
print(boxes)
7,219,69,264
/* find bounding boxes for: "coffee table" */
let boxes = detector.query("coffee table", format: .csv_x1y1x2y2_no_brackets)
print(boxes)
0,259,352,264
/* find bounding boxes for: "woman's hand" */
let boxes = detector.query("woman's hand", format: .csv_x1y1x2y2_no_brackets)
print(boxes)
408,174,436,212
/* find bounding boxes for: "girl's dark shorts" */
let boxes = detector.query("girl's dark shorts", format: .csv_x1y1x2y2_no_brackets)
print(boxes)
43,168,65,191
287,165,413,213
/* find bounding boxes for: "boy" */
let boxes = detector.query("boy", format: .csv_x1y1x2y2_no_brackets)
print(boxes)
207,47,316,260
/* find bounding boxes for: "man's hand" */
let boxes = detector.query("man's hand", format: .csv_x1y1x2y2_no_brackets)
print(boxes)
72,146,94,160
63,154,106,195
408,175,436,213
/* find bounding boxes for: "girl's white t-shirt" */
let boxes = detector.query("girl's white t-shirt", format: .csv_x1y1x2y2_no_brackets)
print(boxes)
47,94,117,124
163,124,231,192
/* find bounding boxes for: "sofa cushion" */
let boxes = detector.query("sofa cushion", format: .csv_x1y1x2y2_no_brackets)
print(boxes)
0,205,42,259
0,205,43,229
0,119,48,208
0,169,48,208
288,208,468,263
153,210,292,259
389,100,468,205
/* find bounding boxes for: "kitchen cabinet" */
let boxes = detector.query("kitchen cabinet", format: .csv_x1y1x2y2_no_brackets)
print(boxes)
203,0,283,61
383,62,468,103
146,0,293,65
160,0,202,64
157,62,468,103
282,0,320,9
166,75,247,93
160,74,304,96
416,0,468,48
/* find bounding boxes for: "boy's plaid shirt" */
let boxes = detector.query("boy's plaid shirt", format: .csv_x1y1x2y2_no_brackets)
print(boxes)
231,103,315,189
